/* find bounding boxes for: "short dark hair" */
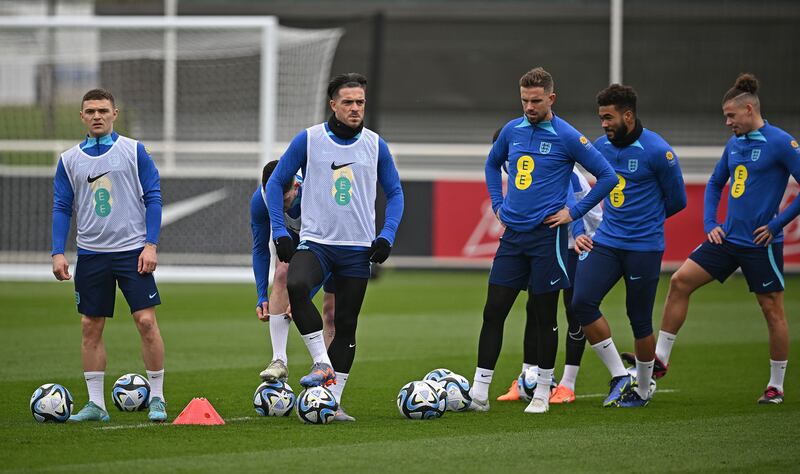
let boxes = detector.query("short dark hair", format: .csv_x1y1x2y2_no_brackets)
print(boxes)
82,88,115,108
519,67,553,93
722,73,760,108
327,73,367,100
262,160,292,193
596,83,638,115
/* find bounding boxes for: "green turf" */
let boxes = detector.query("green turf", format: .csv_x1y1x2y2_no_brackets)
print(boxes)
0,271,798,473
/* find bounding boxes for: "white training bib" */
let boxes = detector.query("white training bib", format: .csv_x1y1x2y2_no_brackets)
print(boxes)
299,123,379,246
59,136,147,252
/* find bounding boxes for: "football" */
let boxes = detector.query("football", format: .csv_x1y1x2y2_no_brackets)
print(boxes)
397,380,447,419
437,373,472,411
30,383,73,423
254,380,295,417
295,386,338,424
422,368,453,383
517,367,557,401
111,373,151,412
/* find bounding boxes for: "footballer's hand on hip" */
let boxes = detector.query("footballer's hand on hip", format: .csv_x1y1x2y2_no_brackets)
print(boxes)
707,226,726,245
574,235,594,253
752,225,774,247
138,243,158,274
544,207,573,228
52,254,71,281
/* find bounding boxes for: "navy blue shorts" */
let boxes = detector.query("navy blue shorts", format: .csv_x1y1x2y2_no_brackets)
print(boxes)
571,243,663,339
489,224,570,294
689,240,784,293
74,248,160,317
287,231,335,294
299,240,371,280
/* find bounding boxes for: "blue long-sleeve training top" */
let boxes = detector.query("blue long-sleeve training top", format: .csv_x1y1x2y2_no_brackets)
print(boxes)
266,124,404,246
592,128,687,251
52,131,162,255
704,121,800,247
486,114,617,232
250,177,302,307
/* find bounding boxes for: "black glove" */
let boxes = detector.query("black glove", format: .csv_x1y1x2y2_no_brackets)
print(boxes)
275,236,295,263
369,237,391,264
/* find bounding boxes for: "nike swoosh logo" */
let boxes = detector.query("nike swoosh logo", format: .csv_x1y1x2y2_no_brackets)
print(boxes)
480,374,491,378
348,343,356,348
629,276,642,281
552,326,558,332
149,292,157,299
762,281,774,287
87,171,110,183
730,151,738,155
161,188,228,227
331,162,355,170
309,335,320,340
602,343,611,349
550,278,561,285
512,142,521,146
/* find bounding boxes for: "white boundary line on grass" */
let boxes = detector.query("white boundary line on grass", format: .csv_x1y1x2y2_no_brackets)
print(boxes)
575,388,679,399
95,416,253,430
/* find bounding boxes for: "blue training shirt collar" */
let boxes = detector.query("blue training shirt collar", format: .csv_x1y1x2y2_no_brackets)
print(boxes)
81,131,118,149
736,121,768,142
514,115,557,135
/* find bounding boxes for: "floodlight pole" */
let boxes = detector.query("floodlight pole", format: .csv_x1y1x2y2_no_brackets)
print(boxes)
610,0,623,85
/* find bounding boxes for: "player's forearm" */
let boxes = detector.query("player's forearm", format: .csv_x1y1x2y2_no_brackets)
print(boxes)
571,160,615,220
51,209,71,255
144,199,162,245
768,197,800,235
484,161,504,212
379,186,404,245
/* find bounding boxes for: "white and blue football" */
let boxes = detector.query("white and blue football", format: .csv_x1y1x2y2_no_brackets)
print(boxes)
422,368,453,383
254,380,295,417
437,374,472,411
517,367,557,402
112,373,150,412
295,386,338,424
30,383,73,423
397,380,447,420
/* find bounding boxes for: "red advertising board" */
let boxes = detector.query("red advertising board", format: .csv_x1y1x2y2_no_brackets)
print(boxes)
433,180,800,268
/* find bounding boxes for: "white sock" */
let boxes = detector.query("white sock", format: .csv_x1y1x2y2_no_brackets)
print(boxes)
146,369,165,402
84,371,105,411
590,338,628,378
471,367,493,400
655,330,677,365
634,358,654,399
768,359,787,392
534,368,553,400
301,330,331,365
269,313,290,363
560,364,580,391
329,372,348,404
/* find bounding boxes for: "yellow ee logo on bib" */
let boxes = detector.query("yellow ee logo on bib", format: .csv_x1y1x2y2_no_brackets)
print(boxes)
515,155,534,190
731,164,748,198
609,174,626,207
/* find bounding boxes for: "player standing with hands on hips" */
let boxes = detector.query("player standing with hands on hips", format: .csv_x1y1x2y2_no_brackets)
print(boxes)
52,89,167,422
470,67,617,414
649,73,800,404
267,73,404,421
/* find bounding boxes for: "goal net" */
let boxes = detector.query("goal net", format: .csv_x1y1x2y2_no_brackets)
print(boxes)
0,16,342,271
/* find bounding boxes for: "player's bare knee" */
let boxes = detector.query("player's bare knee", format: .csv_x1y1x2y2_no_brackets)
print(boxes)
80,317,104,340
757,294,785,325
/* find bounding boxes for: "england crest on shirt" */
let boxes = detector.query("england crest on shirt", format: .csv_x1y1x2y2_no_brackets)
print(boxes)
539,141,552,154
750,149,761,161
628,159,638,172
